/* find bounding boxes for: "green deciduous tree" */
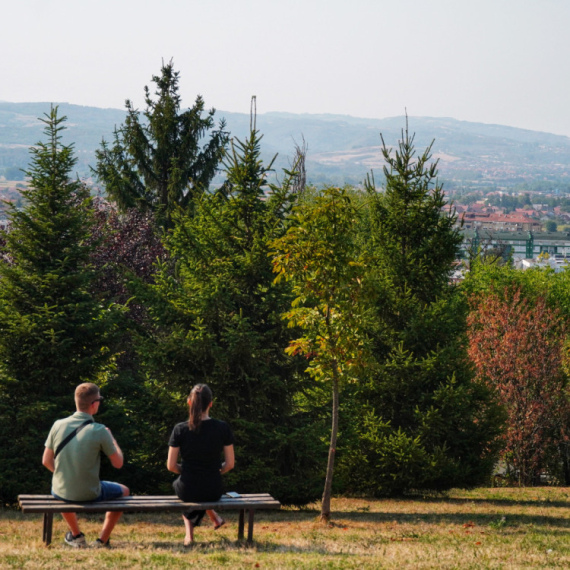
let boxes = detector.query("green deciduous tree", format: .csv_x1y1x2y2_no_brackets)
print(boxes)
545,220,557,232
271,186,370,521
343,126,503,495
94,61,228,228
0,108,123,502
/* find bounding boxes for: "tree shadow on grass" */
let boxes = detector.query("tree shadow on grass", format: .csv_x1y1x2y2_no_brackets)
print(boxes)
133,523,570,555
146,538,365,556
286,507,570,528
337,511,570,529
407,496,570,509
115,508,570,531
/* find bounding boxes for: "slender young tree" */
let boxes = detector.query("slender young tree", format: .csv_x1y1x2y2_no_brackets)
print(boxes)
94,61,228,227
0,108,123,502
271,187,370,521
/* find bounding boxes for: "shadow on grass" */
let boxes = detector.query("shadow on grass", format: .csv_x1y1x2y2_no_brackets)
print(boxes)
146,538,363,555
272,509,570,529
10,507,570,531
336,511,570,528
112,508,570,531
406,496,570,509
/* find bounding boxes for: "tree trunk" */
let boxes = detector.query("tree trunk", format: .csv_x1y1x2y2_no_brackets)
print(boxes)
321,367,339,523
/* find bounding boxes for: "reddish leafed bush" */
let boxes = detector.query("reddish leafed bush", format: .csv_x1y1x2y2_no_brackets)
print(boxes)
467,288,570,485
89,201,166,324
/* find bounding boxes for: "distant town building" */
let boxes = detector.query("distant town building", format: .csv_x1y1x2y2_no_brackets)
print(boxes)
514,257,569,272
459,229,570,260
460,212,543,232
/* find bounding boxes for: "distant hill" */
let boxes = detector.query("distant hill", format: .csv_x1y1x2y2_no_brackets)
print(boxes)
0,102,127,181
1,102,570,189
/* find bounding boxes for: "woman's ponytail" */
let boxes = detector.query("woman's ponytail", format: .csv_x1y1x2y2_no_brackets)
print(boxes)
188,384,213,432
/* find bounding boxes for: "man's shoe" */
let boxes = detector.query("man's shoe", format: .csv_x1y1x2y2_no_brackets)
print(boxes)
64,531,86,548
94,538,111,548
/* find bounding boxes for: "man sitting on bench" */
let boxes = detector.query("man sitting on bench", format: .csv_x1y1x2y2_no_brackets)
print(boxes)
42,382,129,548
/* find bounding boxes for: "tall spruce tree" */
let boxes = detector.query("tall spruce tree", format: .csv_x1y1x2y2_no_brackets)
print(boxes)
94,61,228,228
340,126,503,495
137,126,325,503
0,108,123,503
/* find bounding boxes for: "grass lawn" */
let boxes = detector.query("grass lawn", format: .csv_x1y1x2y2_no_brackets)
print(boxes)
2,488,570,569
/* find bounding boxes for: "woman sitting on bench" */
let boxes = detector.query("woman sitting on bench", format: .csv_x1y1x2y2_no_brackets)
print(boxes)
167,383,235,545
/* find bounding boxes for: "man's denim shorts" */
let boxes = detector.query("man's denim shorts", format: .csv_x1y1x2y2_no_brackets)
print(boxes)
97,481,124,501
52,481,123,502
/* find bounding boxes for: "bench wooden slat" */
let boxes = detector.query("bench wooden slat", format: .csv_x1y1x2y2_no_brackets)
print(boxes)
18,493,273,500
20,498,279,505
19,496,277,509
19,497,275,508
19,501,281,513
19,494,279,513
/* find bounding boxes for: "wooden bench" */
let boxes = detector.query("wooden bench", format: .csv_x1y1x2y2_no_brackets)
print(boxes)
18,493,281,546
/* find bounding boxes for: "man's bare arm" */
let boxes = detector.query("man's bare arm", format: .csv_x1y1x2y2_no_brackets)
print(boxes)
106,428,124,469
42,447,55,473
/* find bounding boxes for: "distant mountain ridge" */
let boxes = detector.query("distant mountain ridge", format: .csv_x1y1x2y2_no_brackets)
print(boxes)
1,102,569,188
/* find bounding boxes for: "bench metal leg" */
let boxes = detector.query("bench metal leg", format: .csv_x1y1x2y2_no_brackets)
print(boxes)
247,509,255,544
238,509,245,540
42,512,53,546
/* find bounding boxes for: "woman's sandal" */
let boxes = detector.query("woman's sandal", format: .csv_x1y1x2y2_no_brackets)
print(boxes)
214,518,226,531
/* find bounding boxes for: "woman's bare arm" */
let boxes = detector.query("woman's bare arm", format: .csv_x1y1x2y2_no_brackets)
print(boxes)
220,445,235,474
167,446,182,474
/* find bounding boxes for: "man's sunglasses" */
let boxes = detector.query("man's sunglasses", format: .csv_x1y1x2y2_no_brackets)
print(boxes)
92,397,104,404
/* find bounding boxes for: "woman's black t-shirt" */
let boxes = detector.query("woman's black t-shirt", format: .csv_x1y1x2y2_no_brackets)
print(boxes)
169,419,234,476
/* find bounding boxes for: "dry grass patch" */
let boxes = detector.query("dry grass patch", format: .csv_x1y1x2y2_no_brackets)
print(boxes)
2,489,570,569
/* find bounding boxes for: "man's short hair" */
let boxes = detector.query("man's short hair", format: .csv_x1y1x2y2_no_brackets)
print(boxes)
75,383,100,411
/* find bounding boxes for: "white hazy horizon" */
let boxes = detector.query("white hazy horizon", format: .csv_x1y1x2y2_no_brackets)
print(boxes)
2,0,570,137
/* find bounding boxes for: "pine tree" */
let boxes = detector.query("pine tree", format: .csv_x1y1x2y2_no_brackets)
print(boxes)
137,126,325,504
94,61,228,228
0,108,123,502
341,125,503,495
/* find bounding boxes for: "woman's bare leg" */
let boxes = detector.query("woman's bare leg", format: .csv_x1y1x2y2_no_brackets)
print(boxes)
183,515,194,545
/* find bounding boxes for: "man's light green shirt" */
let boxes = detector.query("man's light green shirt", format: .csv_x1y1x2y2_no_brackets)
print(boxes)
45,411,117,502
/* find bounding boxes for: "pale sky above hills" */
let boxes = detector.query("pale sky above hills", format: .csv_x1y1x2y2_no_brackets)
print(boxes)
2,0,570,136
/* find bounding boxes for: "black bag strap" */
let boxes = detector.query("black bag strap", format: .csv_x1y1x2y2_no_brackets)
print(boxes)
54,420,93,459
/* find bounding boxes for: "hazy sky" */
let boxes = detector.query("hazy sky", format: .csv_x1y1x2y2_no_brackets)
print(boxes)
3,0,570,136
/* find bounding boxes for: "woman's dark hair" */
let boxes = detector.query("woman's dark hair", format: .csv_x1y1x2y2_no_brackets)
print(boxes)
188,384,213,432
